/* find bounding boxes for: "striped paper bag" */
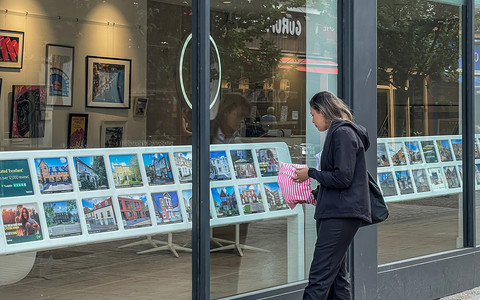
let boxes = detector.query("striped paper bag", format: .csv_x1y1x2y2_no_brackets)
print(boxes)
277,162,316,209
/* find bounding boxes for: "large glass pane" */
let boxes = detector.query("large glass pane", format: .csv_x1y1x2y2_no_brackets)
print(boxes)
206,0,337,298
377,0,463,264
0,1,196,298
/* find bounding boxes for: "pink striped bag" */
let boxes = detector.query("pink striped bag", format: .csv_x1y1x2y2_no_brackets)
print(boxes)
277,162,316,209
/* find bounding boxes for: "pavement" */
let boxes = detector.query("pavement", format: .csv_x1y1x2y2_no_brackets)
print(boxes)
440,287,480,300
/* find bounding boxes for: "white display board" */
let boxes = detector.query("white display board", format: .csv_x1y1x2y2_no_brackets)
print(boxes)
377,135,471,202
0,142,303,256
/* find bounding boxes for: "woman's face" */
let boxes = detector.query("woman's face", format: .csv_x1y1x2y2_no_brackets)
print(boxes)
22,209,28,218
310,106,330,132
224,107,247,135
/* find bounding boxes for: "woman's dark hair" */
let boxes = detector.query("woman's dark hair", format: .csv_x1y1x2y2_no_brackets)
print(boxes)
211,93,250,139
309,91,353,122
20,207,29,227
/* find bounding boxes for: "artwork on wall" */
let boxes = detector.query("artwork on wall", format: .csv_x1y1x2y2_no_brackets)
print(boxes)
0,30,24,69
133,97,148,117
86,56,131,108
46,44,74,106
10,85,46,138
67,114,88,149
101,121,126,148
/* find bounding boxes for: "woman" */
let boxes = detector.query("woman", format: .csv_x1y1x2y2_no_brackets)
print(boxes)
20,207,40,236
293,91,371,300
210,93,250,144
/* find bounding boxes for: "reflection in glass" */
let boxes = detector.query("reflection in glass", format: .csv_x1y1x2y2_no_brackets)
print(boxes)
377,0,462,264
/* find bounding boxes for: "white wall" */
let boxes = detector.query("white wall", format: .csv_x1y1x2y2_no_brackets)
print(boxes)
0,0,147,150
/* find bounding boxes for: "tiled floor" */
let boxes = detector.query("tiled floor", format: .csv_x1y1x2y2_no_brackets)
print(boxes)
0,194,465,299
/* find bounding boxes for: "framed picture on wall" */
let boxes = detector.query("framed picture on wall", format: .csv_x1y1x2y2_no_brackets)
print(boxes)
86,56,131,109
46,44,74,106
10,85,47,138
67,113,88,149
0,30,24,69
101,120,126,148
133,97,148,116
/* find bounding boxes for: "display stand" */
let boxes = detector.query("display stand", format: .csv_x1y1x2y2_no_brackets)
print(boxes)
209,224,270,257
117,233,191,257
0,142,304,284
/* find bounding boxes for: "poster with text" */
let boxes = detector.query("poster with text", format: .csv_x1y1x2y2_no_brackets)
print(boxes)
0,159,34,198
2,203,43,244
81,197,118,234
44,200,82,238
421,141,439,163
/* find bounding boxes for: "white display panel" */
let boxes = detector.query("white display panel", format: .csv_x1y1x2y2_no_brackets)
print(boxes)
0,142,302,255
377,135,470,202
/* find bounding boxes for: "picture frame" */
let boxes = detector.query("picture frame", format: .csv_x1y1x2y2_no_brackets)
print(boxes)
67,113,88,149
46,44,74,106
133,97,148,116
10,85,47,138
0,30,24,69
101,121,126,148
86,56,131,109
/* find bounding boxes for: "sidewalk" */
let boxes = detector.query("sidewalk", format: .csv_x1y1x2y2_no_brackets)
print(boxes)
440,287,480,300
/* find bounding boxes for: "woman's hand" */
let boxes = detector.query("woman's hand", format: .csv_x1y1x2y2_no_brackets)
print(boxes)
293,168,309,183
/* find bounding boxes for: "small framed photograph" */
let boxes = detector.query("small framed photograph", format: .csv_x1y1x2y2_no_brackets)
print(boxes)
0,30,24,69
133,97,148,117
101,121,126,148
67,114,88,149
86,56,131,109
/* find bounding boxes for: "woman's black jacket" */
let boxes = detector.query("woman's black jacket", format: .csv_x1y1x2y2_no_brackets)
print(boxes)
307,120,372,222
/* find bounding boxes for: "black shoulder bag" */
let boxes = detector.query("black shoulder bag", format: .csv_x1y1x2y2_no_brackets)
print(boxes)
362,171,389,226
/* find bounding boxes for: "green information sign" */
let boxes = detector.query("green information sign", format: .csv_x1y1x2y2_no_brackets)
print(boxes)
0,159,34,198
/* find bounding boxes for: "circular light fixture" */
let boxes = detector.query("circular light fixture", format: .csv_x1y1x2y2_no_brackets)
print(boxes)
179,33,221,110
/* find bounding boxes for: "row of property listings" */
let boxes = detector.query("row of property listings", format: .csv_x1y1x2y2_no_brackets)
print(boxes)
0,145,293,247
376,136,475,201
